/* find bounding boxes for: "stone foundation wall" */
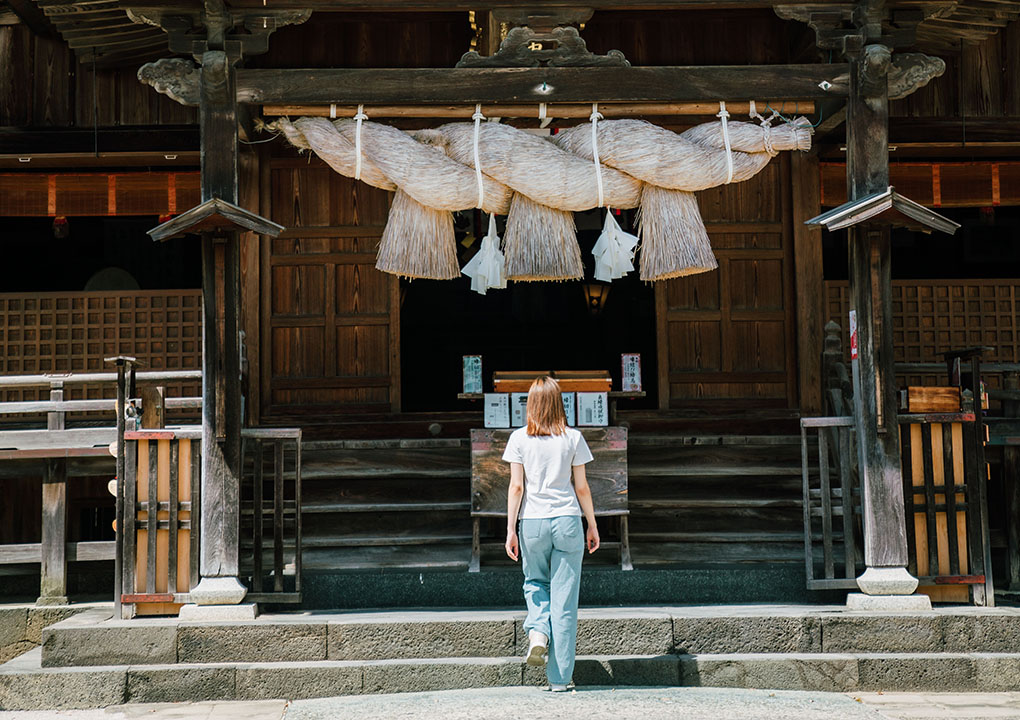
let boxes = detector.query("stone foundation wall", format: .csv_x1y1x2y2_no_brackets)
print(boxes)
0,606,86,663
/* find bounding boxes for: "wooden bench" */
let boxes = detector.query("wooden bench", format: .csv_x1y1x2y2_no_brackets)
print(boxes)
469,427,632,571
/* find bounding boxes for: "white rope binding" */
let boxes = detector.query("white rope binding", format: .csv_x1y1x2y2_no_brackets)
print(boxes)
472,103,486,209
354,104,368,181
717,101,733,185
538,102,551,129
329,103,337,120
590,103,605,208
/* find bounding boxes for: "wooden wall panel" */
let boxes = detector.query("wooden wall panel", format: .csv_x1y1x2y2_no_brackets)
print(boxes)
659,163,797,408
0,24,198,129
0,26,33,127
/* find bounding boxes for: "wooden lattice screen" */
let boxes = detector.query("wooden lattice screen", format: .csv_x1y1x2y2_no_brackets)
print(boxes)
821,162,1020,208
825,279,1020,388
0,172,200,217
0,290,202,407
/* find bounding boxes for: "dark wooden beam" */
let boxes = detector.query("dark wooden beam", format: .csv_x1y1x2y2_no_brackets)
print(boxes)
140,0,858,9
235,65,850,105
889,117,1020,144
0,126,199,155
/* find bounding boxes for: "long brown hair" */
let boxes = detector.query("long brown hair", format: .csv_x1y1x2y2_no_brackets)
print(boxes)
526,376,567,436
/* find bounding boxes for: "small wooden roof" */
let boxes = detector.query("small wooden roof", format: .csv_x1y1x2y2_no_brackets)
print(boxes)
806,186,960,234
148,197,284,242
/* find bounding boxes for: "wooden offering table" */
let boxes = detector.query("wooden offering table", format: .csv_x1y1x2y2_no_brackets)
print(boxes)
469,427,631,572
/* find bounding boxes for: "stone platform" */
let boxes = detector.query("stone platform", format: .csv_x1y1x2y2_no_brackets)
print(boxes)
2,604,1020,710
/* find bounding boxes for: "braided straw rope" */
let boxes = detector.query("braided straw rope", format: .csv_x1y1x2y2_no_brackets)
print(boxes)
269,115,811,282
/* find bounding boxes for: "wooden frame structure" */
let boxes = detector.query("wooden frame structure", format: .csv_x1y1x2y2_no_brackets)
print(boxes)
3,0,1018,603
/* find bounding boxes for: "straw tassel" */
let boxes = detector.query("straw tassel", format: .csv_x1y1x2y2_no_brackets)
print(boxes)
503,193,582,282
638,186,718,281
376,189,460,280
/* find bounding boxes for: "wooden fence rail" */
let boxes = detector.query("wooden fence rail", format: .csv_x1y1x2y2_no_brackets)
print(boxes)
0,367,200,606
800,416,861,591
240,428,303,604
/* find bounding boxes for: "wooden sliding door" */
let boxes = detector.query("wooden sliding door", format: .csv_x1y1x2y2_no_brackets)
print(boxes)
260,157,399,419
657,159,798,409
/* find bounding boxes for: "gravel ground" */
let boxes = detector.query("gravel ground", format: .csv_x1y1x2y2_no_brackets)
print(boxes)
284,686,886,720
3,689,1020,719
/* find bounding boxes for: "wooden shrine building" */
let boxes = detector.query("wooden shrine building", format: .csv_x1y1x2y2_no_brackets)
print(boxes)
1,0,1019,612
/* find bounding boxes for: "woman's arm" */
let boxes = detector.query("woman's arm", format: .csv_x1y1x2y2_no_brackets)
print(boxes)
505,462,525,561
572,464,600,553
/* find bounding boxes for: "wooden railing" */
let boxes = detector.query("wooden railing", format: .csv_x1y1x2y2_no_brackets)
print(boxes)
800,416,861,590
809,328,999,604
898,407,993,605
240,429,303,604
0,367,200,605
120,428,201,613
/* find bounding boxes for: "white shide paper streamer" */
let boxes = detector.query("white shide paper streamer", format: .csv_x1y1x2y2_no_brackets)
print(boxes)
461,214,507,294
592,211,639,282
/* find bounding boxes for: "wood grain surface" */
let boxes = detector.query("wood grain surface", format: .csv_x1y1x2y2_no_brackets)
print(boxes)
470,427,628,516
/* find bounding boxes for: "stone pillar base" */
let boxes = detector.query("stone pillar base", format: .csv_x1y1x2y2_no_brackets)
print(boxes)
189,576,248,605
848,566,930,611
857,566,919,595
35,596,69,607
846,592,932,611
179,602,258,621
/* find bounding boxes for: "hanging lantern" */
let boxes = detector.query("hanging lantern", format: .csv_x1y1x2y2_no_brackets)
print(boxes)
582,282,610,316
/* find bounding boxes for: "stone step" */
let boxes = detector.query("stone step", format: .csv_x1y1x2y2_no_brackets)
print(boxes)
3,646,1019,711
39,605,1020,668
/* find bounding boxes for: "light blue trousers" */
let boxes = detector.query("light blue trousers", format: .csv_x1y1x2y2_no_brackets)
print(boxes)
519,515,584,686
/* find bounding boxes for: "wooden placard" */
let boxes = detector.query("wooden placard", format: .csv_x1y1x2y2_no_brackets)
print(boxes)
470,427,628,517
493,370,612,393
906,386,961,413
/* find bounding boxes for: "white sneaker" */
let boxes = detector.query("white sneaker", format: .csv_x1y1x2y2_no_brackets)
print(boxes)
550,684,570,692
526,630,548,667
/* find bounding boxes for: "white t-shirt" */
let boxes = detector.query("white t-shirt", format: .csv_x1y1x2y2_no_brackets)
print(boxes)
502,426,594,518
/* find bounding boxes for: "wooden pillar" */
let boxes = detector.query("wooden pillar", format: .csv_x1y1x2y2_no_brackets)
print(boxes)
791,152,824,414
192,45,247,606
38,382,68,605
200,50,238,206
38,459,68,605
844,35,917,600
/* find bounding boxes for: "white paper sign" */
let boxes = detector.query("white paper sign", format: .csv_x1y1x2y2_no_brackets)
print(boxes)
510,392,528,427
621,353,642,392
849,310,858,361
562,392,576,426
483,393,510,428
577,391,609,427
463,355,482,394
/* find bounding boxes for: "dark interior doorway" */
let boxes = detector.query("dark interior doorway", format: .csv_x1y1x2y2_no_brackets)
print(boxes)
400,209,658,412
0,216,200,292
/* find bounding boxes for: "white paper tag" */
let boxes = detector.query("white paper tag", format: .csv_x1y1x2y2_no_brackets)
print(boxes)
483,393,510,428
577,392,609,426
510,392,528,427
621,353,642,392
463,355,482,394
562,392,576,427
